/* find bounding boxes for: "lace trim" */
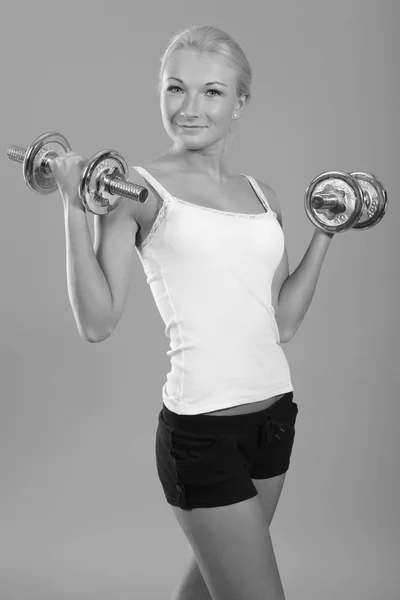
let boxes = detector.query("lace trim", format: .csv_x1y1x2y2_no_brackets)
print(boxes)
170,195,276,219
137,196,171,252
134,166,274,217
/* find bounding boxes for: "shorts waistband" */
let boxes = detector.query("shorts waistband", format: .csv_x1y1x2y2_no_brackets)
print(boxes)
161,392,294,434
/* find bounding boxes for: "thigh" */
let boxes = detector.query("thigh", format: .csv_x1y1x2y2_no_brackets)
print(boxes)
170,495,285,600
252,472,287,527
169,474,287,599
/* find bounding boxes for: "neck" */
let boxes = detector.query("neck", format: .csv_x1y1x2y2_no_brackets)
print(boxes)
165,147,233,183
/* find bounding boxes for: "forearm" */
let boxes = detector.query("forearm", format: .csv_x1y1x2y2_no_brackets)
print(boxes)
64,203,113,342
277,228,334,340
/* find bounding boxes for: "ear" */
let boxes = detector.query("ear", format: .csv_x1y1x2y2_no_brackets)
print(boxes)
234,94,248,118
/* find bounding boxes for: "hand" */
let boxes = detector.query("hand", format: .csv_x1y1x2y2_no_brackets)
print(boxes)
51,151,87,211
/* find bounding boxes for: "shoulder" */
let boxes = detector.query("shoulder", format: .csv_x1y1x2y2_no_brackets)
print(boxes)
123,165,156,224
252,178,283,226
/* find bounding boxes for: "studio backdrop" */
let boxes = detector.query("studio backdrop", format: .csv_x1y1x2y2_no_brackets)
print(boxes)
1,1,399,599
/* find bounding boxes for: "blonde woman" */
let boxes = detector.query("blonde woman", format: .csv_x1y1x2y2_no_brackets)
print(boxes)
53,25,334,600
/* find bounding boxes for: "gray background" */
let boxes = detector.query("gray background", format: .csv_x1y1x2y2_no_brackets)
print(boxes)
1,1,399,598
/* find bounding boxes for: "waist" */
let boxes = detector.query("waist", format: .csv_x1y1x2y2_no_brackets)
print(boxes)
161,391,295,434
203,394,285,416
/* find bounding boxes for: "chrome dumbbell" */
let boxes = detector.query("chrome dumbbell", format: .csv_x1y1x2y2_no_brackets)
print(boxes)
305,171,387,233
7,132,148,215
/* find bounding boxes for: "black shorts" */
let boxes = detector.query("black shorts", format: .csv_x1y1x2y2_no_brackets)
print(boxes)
155,391,299,510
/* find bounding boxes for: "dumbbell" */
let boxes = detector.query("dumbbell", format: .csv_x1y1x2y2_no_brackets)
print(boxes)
305,171,387,233
7,132,149,215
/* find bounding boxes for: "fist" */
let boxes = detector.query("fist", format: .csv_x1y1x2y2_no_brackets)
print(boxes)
51,151,86,204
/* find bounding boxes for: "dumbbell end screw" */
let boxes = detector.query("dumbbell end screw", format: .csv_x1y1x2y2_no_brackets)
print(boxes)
103,174,148,203
7,146,27,164
7,145,54,177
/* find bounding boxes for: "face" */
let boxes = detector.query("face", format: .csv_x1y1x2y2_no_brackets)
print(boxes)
159,48,245,152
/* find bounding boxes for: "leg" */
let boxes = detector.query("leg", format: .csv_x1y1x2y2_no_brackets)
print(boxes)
171,473,286,599
251,472,287,527
170,492,286,600
171,556,213,600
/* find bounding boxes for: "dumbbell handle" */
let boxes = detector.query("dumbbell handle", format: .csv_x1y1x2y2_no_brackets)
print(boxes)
311,192,346,214
7,145,147,203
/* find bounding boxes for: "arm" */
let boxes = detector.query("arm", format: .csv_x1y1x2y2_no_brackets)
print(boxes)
257,180,334,342
64,197,139,343
53,151,143,344
63,204,114,342
277,227,334,340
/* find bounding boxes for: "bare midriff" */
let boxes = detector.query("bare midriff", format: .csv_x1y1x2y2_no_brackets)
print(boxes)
203,394,285,416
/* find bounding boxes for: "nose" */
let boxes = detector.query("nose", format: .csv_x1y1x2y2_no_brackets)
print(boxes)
179,93,201,119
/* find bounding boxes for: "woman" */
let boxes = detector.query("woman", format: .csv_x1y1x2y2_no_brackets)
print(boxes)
54,25,334,600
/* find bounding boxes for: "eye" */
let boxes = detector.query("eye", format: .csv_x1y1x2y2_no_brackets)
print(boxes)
166,86,222,97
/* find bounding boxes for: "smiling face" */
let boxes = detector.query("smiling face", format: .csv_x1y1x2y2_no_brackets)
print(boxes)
159,48,246,153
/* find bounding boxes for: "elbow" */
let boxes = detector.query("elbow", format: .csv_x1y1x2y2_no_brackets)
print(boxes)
85,335,107,344
78,324,113,344
76,313,115,343
277,314,298,344
84,330,112,343
282,323,300,343
275,310,292,344
279,331,292,344
278,325,294,344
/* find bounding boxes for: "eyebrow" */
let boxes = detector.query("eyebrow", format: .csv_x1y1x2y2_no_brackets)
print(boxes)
167,77,227,87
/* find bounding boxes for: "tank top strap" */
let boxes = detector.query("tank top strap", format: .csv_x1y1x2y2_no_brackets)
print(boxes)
132,166,173,204
240,174,273,213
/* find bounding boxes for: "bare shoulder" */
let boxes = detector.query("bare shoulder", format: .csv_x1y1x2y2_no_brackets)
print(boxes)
254,178,283,226
123,164,156,224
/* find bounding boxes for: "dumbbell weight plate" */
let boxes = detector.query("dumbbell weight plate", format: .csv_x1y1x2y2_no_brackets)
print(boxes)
80,150,129,215
304,171,364,233
350,172,388,230
24,132,72,194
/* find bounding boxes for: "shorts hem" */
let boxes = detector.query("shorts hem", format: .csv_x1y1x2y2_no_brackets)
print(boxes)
250,465,290,480
165,488,258,509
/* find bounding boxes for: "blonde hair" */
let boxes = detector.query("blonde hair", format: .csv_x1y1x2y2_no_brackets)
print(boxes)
157,25,252,105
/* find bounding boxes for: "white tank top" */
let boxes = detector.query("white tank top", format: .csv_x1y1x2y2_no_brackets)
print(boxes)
133,166,293,415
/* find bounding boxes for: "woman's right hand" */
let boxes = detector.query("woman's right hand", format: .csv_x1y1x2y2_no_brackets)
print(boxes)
51,151,87,211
